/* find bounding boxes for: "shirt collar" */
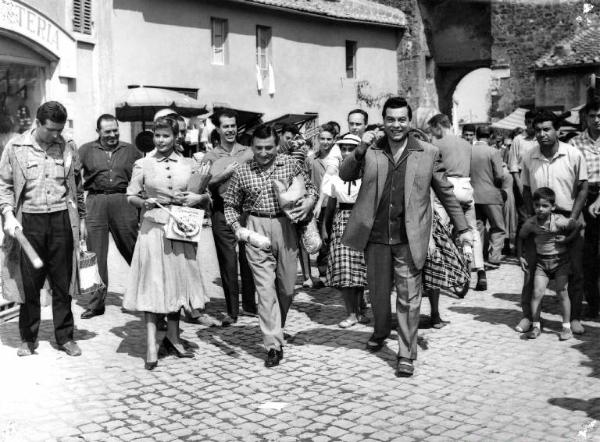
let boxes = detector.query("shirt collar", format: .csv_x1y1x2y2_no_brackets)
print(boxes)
154,150,180,162
23,129,65,152
583,129,600,145
249,154,284,171
531,142,567,160
375,134,421,152
94,139,127,153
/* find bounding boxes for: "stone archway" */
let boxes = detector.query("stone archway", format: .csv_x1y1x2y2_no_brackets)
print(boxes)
451,67,493,128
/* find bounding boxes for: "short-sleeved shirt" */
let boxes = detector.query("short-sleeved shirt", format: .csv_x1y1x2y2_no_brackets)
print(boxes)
508,134,538,173
321,173,361,204
79,140,142,192
431,133,471,177
570,130,600,184
17,130,69,214
203,143,253,200
521,142,588,212
519,213,578,255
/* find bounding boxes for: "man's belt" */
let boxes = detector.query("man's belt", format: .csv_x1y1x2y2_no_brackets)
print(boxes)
338,203,355,210
249,211,285,218
87,189,127,195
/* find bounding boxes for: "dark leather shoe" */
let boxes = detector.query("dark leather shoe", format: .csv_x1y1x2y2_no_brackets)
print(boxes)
396,358,414,377
145,360,158,370
162,337,194,358
80,308,105,319
431,314,450,329
366,334,388,352
475,277,487,291
220,314,237,327
265,348,283,367
59,341,82,357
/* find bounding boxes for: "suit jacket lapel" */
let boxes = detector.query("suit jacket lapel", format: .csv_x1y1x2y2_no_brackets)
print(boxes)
375,149,388,209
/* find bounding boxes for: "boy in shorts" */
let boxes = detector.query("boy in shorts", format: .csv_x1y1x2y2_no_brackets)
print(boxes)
517,187,580,341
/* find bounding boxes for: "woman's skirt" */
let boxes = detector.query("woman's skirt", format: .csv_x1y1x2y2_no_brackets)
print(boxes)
325,209,367,288
123,217,211,314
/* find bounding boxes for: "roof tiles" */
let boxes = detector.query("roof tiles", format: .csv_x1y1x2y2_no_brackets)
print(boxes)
228,0,406,27
536,26,600,69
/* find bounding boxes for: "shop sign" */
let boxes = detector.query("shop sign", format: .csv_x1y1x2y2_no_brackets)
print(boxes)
0,0,77,77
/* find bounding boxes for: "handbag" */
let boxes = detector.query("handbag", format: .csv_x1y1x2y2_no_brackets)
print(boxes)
423,213,471,293
78,241,105,296
164,206,205,243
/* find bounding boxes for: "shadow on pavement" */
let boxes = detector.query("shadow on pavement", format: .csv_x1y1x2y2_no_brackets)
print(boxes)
0,318,97,349
196,323,265,361
74,291,124,310
548,397,600,421
448,305,525,330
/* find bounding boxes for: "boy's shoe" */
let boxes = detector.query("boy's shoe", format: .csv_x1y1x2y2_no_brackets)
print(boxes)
526,326,541,339
559,327,573,341
302,278,314,289
515,317,532,333
570,320,585,335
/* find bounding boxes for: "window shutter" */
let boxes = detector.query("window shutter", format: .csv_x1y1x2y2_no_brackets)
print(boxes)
73,0,92,35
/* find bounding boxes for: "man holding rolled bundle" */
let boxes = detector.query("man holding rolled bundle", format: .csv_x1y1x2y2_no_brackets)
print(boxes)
224,124,317,367
0,101,86,357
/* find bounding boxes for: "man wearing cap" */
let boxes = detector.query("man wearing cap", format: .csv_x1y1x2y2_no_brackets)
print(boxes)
78,114,142,318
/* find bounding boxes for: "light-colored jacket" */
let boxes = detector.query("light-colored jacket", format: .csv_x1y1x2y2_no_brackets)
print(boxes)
340,135,468,270
0,131,85,303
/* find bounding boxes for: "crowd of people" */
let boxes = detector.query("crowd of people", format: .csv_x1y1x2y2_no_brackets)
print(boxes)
1,96,599,379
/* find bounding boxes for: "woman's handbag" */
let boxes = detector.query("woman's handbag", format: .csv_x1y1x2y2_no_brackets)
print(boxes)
78,241,105,296
423,213,471,293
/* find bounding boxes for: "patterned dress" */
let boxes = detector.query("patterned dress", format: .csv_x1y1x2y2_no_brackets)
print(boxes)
322,174,367,288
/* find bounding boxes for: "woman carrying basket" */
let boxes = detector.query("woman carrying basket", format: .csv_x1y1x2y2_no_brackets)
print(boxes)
123,117,211,370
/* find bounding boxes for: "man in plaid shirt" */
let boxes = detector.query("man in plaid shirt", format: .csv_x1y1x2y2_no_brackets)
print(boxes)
571,100,600,318
225,124,317,367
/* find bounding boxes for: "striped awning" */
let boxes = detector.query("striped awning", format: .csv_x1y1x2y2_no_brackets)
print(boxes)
491,108,529,130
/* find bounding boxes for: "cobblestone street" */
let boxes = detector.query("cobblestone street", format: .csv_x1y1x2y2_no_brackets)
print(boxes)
1,244,600,442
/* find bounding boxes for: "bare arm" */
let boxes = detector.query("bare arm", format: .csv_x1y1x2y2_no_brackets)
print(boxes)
570,180,588,220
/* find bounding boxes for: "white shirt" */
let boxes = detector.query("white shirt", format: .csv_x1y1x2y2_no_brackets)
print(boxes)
321,173,361,204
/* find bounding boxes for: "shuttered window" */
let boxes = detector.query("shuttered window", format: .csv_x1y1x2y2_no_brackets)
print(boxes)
73,0,92,35
256,26,272,78
211,18,228,65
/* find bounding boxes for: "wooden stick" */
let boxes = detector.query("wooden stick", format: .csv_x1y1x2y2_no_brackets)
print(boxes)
14,228,43,269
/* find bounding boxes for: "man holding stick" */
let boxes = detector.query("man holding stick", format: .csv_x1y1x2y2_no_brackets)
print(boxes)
0,101,86,357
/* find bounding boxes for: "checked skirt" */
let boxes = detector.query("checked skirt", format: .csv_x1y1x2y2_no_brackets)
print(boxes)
325,209,367,288
423,211,471,292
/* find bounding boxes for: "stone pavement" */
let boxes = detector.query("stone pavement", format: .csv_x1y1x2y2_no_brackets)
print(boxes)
1,245,600,442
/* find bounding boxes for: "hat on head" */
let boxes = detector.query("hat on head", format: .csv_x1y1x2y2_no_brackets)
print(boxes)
336,133,361,146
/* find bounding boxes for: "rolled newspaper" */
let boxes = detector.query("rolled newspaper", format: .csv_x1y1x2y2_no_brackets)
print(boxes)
236,227,271,250
15,228,43,269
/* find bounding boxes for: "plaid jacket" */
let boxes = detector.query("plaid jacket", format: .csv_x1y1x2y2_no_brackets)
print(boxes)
570,130,600,184
224,155,317,231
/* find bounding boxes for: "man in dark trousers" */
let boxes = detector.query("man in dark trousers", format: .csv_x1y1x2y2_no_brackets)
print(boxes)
204,108,256,325
470,126,506,290
340,97,471,377
0,101,86,356
78,114,142,318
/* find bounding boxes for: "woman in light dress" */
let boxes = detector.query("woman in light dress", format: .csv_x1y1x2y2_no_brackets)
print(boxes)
123,117,211,370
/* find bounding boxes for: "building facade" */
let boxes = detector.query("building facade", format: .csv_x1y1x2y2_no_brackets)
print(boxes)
1,0,406,145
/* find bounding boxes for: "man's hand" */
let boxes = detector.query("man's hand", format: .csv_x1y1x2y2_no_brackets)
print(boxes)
589,197,600,218
3,211,22,238
223,161,239,177
79,218,87,242
458,230,473,247
519,257,529,273
288,197,314,222
357,131,376,156
144,197,157,210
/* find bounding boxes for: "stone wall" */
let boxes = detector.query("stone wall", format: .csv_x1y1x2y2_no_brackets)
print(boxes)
491,0,583,111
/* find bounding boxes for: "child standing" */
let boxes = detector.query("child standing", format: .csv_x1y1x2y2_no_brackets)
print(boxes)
517,187,580,341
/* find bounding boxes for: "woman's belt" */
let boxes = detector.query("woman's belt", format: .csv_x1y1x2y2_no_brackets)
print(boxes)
338,203,355,210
